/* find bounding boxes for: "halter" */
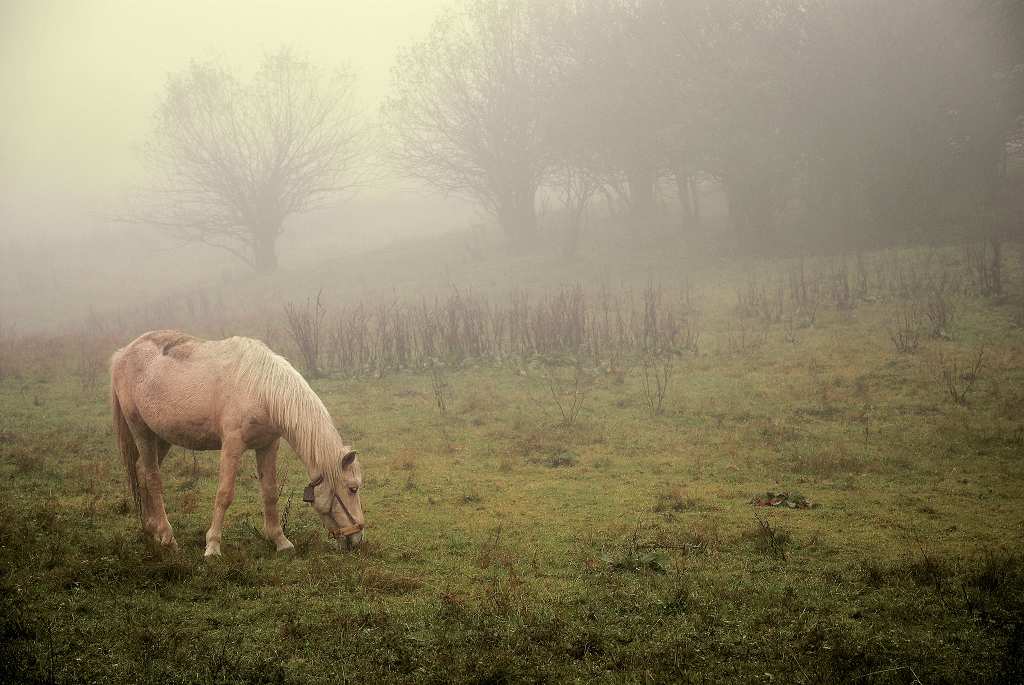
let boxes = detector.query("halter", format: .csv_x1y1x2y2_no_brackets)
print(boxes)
303,474,363,538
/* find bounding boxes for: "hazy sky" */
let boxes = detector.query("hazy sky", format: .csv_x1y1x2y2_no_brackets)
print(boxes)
0,0,449,232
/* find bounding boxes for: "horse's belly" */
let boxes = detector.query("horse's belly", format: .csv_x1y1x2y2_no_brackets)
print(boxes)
135,386,224,451
157,426,222,452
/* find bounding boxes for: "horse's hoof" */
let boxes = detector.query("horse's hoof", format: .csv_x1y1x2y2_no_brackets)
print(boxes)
204,545,222,558
275,539,295,553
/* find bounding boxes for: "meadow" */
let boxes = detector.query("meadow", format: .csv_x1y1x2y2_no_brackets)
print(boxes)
1,238,1023,683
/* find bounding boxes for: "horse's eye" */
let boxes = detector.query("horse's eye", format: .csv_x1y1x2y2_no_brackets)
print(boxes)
348,487,359,495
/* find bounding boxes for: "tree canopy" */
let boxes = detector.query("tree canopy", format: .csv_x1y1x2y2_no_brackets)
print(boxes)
135,49,365,271
384,0,1023,251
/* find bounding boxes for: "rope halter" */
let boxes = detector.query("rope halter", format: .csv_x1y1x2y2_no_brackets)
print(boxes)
303,473,363,538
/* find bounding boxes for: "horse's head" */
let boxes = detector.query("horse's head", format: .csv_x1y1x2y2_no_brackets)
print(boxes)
303,449,365,549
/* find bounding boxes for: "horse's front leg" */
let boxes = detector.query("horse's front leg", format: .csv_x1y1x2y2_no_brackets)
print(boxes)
256,439,293,552
204,434,244,557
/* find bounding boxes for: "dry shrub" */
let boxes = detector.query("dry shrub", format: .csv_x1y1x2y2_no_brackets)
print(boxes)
921,287,955,338
318,282,702,375
927,347,985,405
746,514,790,561
830,260,856,321
721,320,768,356
887,302,923,353
429,364,450,416
639,354,673,417
540,359,592,427
74,330,115,390
736,273,784,324
283,290,326,377
964,239,1003,297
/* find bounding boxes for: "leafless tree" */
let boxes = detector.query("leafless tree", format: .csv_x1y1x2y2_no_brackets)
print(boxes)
131,49,365,271
639,353,673,417
283,290,327,377
381,0,558,246
548,162,599,258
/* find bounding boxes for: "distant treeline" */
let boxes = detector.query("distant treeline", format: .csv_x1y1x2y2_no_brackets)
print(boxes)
131,0,1024,273
381,0,1024,250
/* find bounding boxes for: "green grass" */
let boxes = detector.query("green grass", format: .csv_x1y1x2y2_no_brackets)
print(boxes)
2,246,1024,683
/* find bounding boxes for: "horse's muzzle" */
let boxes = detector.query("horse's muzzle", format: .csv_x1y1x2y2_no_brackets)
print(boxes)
329,523,364,549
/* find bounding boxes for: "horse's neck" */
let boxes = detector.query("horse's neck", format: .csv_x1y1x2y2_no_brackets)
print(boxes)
272,397,344,480
239,347,344,478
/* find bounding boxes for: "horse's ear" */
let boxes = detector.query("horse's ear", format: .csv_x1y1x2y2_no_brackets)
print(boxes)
342,450,357,468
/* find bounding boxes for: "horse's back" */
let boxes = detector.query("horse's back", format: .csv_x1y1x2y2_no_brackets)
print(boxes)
111,330,236,450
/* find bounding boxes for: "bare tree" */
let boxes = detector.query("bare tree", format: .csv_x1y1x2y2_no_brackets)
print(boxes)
132,49,365,271
283,290,327,377
548,162,599,257
381,0,557,246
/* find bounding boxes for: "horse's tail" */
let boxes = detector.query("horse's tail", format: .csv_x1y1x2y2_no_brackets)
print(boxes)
110,363,142,519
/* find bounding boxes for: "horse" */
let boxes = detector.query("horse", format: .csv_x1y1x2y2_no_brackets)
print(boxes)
110,330,365,556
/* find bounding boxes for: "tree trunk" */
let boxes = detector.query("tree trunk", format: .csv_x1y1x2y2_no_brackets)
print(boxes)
688,176,701,226
497,185,538,248
253,230,279,272
674,169,693,226
627,166,657,223
672,167,702,231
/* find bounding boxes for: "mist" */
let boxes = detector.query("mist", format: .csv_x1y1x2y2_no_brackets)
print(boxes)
1,0,470,330
2,3,1024,681
2,0,1021,334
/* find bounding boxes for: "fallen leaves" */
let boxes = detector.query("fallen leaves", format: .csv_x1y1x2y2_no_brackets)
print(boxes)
750,491,818,509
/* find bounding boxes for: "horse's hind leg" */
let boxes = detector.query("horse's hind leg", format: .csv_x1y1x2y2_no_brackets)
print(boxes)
204,434,244,557
256,439,293,552
134,430,177,549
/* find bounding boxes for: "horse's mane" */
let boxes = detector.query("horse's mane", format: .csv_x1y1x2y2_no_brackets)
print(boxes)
229,337,349,486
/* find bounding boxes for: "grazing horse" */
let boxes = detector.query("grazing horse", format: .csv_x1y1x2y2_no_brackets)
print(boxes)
110,330,365,556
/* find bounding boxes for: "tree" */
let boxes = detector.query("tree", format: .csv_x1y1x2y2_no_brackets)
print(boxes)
133,49,365,271
554,0,672,224
382,0,557,246
793,0,1024,247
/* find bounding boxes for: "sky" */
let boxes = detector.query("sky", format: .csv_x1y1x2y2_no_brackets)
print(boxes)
0,0,451,235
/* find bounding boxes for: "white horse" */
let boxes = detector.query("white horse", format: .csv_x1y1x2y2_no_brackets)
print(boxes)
110,330,364,556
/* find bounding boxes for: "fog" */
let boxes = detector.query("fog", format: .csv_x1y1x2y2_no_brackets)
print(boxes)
2,5,1024,677
1,0,1021,333
2,0,446,199
1,0,471,329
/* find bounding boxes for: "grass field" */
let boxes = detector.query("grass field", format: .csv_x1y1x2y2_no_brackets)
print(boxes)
2,242,1023,683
